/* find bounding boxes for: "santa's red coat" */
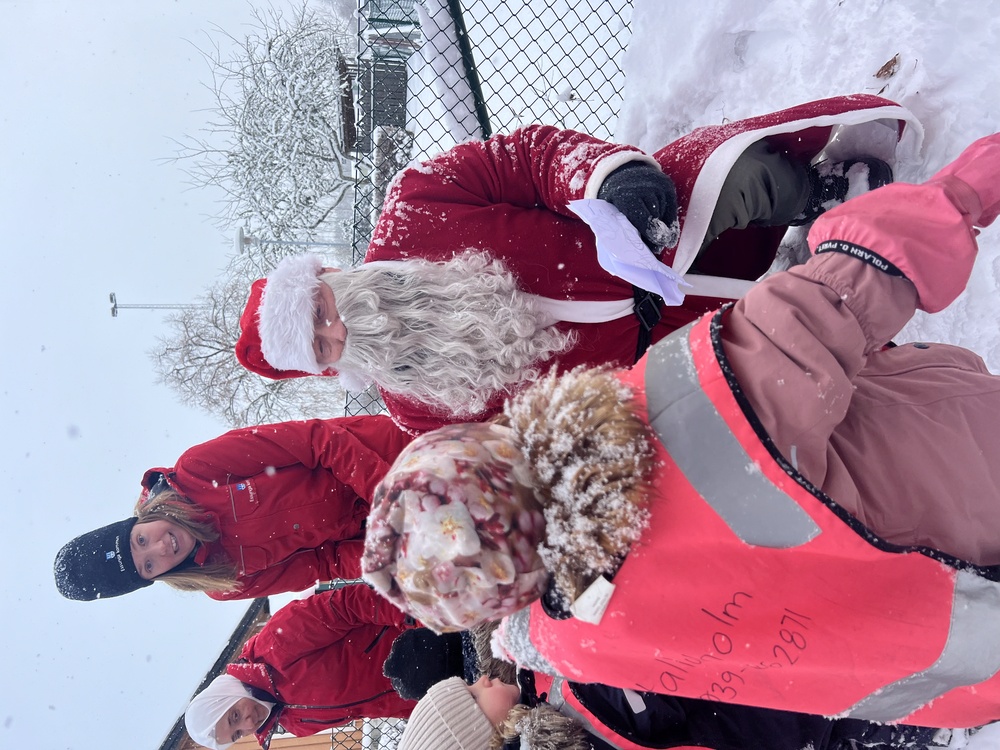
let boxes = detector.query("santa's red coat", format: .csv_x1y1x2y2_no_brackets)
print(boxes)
365,95,917,433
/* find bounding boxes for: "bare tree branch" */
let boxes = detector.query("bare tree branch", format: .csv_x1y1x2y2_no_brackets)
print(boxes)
168,2,357,240
151,2,365,425
151,264,351,427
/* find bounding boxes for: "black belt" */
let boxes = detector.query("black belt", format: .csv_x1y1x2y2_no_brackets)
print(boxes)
632,285,663,362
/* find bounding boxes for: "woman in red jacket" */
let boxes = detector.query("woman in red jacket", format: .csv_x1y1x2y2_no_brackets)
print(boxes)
184,585,416,750
53,415,410,601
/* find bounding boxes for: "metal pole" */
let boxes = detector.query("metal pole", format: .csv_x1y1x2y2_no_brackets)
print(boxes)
446,0,492,138
109,292,203,318
314,579,370,592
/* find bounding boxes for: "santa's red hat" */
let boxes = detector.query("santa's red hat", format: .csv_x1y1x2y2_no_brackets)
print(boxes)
235,253,336,380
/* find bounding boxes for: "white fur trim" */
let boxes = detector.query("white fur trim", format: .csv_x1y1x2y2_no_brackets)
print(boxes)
672,103,924,290
584,152,662,200
678,274,757,299
258,253,327,374
527,294,633,323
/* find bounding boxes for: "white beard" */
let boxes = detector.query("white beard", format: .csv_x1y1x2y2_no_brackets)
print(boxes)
323,251,574,418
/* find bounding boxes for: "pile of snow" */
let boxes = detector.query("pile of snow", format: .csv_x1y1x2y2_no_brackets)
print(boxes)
621,0,1000,371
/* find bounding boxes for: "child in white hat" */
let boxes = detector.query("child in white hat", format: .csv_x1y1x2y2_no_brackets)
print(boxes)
396,625,946,750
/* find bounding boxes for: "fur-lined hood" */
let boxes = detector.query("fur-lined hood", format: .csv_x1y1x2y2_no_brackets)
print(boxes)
496,703,593,750
496,366,655,608
470,623,595,750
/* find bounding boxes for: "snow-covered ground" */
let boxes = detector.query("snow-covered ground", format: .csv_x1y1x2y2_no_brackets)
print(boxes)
620,0,1000,373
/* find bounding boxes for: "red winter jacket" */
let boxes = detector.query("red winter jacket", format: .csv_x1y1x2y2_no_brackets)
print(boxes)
228,586,415,748
366,95,918,434
142,416,411,599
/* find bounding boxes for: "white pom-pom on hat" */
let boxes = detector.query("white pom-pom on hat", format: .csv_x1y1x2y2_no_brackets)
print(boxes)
257,253,327,374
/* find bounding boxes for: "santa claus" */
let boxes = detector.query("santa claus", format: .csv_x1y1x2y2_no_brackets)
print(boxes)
235,95,917,433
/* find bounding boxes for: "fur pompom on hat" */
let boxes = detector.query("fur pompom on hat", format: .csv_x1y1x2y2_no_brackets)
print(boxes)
397,677,494,750
53,518,152,600
362,422,550,633
235,253,332,378
501,703,593,750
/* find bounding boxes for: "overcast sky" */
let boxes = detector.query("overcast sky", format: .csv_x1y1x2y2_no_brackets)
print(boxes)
0,2,298,748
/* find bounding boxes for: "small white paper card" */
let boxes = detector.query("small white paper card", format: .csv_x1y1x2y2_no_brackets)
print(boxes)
622,689,648,714
568,198,690,305
569,574,616,625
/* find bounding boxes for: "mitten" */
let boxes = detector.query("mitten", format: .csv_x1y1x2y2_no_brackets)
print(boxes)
597,162,679,251
927,132,1000,228
808,133,1000,312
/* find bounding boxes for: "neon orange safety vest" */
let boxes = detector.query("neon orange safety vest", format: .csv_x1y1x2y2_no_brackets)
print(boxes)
504,312,1000,728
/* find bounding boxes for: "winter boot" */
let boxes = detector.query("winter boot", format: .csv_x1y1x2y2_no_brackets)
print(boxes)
789,157,894,226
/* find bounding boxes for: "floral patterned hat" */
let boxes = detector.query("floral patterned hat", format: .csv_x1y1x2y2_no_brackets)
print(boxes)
362,422,549,632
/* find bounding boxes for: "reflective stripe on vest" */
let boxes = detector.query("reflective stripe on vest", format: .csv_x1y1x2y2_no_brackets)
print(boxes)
644,321,820,548
647,317,1000,721
843,569,1000,722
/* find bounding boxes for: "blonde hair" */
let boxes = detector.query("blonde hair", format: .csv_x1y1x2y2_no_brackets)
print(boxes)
470,622,517,685
133,488,238,593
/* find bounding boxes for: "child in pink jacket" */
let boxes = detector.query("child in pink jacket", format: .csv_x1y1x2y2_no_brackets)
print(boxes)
360,134,1000,729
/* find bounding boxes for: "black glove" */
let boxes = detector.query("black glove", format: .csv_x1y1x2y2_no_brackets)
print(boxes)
382,628,465,700
597,162,679,252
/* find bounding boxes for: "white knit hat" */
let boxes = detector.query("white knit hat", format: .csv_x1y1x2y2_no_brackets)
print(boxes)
398,677,495,750
257,253,327,374
185,674,274,750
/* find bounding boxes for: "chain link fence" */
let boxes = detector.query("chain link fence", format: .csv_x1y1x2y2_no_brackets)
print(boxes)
344,0,632,418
